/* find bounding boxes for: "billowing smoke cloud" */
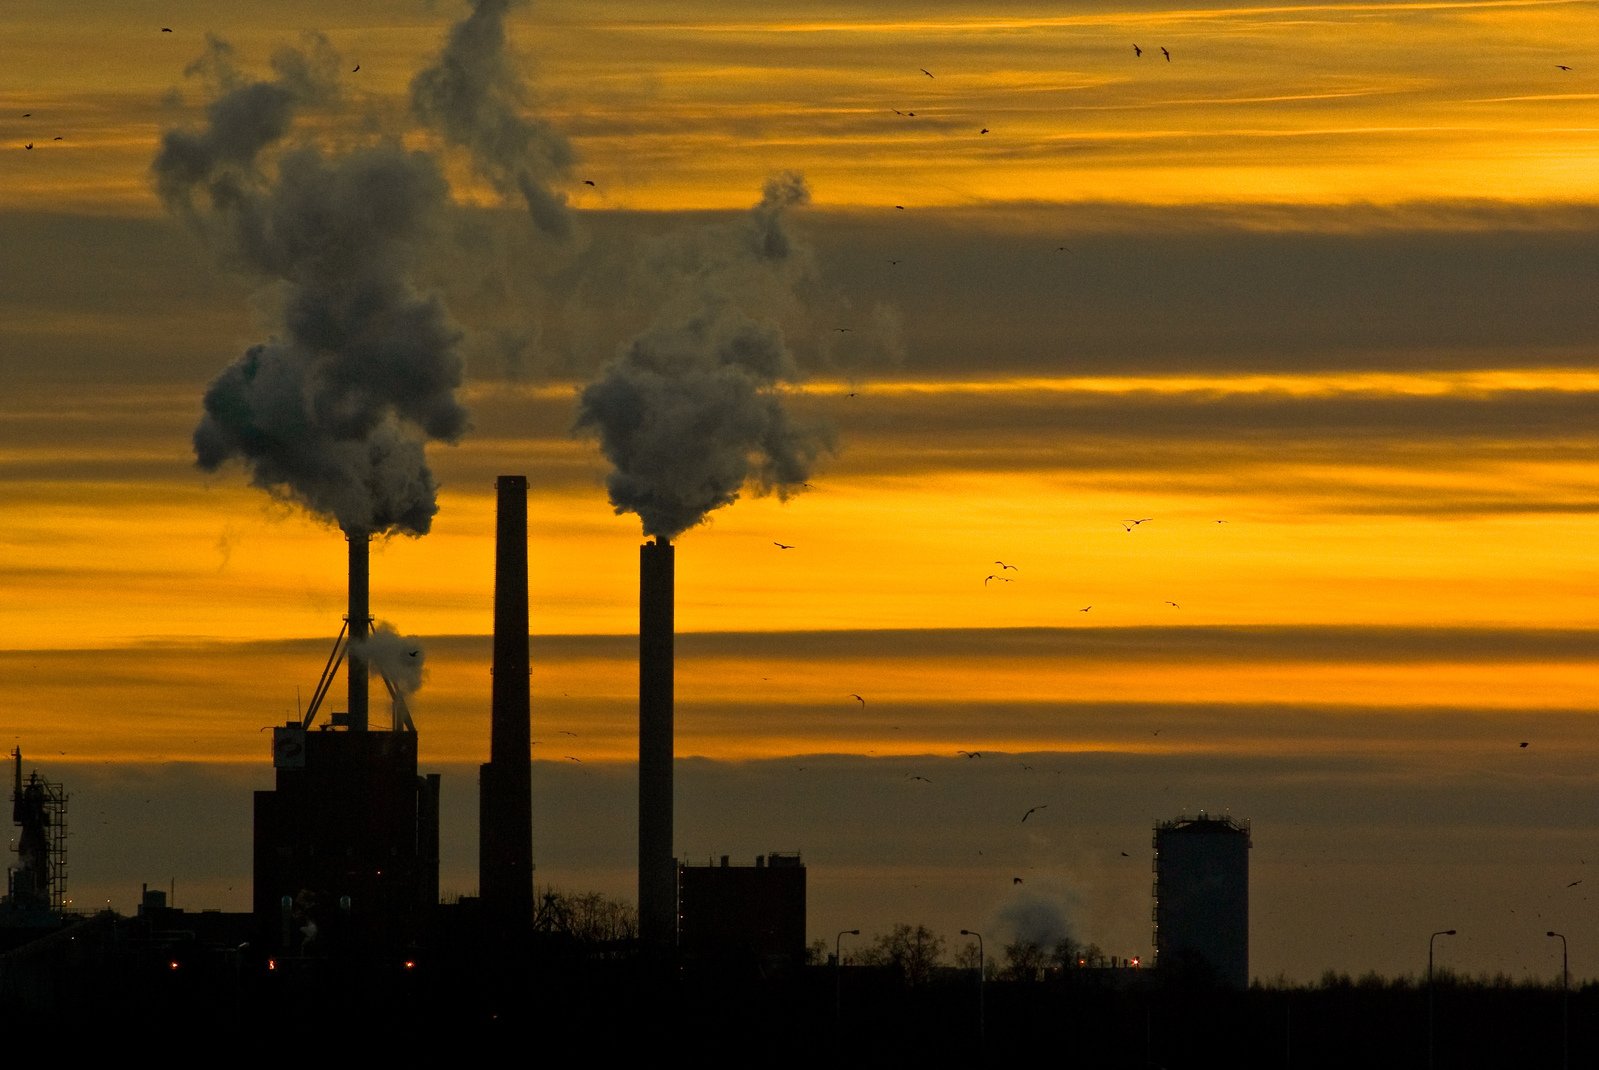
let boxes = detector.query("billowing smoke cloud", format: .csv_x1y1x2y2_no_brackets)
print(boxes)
154,36,471,536
573,174,834,540
411,0,576,239
352,621,427,697
994,888,1081,949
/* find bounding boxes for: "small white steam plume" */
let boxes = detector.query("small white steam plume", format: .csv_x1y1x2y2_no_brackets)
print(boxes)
351,622,427,697
573,173,835,540
410,0,576,239
154,35,471,537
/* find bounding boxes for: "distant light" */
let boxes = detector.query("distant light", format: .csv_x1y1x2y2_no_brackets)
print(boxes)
168,960,180,970
1131,957,1140,967
267,959,277,971
403,959,416,970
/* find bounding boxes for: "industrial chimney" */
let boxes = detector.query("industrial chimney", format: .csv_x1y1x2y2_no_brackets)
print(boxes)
480,476,533,934
638,536,676,952
346,528,371,731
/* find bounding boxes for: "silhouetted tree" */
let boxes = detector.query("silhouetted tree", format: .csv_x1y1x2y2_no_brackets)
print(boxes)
1002,937,1050,981
857,923,946,985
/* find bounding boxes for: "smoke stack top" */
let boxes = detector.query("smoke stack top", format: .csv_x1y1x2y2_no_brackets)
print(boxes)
575,175,832,540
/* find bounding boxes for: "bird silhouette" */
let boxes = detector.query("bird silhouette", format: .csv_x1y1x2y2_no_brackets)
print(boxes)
1164,601,1180,608
995,561,1018,570
1121,518,1153,531
920,68,934,77
161,27,173,32
1022,805,1047,822
1078,606,1092,612
1569,879,1583,887
984,575,1005,585
850,694,865,706
1012,876,1023,884
1557,64,1573,71
773,541,795,549
1133,44,1142,57
24,143,32,150
584,179,595,186
958,750,982,759
980,128,988,134
1520,741,1530,748
352,64,360,72
907,774,931,783
1161,47,1170,61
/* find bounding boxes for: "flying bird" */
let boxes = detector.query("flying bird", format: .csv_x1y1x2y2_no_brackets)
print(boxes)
907,774,931,783
1121,518,1153,531
921,68,934,77
984,574,1010,585
995,561,1018,570
1520,741,1530,748
584,179,595,186
1569,879,1583,887
895,205,906,210
980,128,988,134
1133,44,1142,57
565,756,582,762
1557,64,1573,70
161,27,173,32
23,143,32,150
1078,605,1091,612
850,694,865,706
1164,601,1180,608
773,541,795,550
352,64,360,72
1022,805,1047,822
1161,47,1170,61
1012,876,1024,884
958,750,982,759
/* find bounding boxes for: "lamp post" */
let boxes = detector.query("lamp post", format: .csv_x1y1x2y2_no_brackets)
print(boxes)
960,929,985,1042
835,929,859,1031
1548,931,1569,1070
1428,928,1456,1070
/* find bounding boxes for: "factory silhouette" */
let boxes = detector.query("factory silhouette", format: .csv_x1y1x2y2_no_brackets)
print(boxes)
0,475,1259,1044
20,475,1584,1064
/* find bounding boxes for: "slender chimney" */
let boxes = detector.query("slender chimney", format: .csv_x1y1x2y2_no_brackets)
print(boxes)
480,476,533,933
347,529,370,731
638,536,676,951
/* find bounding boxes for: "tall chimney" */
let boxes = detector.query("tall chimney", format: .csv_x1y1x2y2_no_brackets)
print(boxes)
480,476,533,933
638,536,676,951
347,529,370,731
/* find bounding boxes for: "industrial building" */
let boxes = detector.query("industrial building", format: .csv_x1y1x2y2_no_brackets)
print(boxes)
1152,811,1251,988
678,852,806,977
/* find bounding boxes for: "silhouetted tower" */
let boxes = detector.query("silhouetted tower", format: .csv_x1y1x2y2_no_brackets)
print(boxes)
480,475,533,935
1152,811,1250,988
346,527,370,731
6,749,67,914
638,537,677,952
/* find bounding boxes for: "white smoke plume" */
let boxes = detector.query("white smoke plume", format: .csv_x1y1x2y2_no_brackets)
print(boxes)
573,173,835,540
411,0,576,239
351,621,427,697
154,36,471,537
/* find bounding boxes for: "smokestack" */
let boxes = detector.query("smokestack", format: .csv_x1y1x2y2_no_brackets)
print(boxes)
638,537,676,951
480,475,533,932
347,529,370,732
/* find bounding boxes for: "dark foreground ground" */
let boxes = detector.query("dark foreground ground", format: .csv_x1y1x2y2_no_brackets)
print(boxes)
2,910,1589,1066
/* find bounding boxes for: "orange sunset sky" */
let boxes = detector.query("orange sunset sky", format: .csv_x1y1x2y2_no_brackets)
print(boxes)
3,0,1598,984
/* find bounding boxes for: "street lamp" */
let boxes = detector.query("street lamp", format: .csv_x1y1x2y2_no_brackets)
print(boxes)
1428,928,1456,1070
960,929,985,1042
1548,931,1569,1070
835,929,859,1030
